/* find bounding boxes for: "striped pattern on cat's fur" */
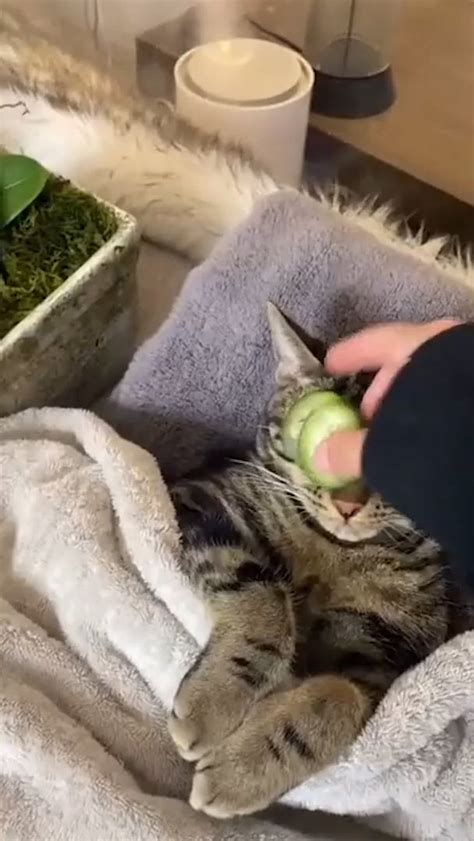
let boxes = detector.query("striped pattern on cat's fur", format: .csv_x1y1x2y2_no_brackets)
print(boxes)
0,11,461,819
168,306,449,818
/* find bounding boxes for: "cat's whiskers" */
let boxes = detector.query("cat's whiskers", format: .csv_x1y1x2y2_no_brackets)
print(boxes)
231,458,305,499
254,476,307,505
385,523,416,540
253,475,315,509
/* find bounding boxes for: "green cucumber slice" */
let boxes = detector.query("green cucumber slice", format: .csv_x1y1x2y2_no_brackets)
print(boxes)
281,391,341,461
297,399,362,490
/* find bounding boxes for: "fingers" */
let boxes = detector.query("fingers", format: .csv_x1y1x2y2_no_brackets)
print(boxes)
361,364,400,419
313,320,462,482
313,429,368,480
325,320,461,377
325,324,414,375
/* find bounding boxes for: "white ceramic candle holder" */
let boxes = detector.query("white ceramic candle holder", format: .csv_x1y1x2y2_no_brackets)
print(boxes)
174,38,314,186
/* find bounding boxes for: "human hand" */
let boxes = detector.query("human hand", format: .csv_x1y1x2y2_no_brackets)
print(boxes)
313,319,462,480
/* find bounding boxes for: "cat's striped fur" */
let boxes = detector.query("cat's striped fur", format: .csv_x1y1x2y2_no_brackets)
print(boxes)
0,11,453,819
168,306,449,818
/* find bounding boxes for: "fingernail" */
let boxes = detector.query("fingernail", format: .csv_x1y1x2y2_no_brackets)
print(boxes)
313,441,331,472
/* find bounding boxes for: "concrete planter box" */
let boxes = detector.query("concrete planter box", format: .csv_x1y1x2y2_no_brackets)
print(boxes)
0,196,140,415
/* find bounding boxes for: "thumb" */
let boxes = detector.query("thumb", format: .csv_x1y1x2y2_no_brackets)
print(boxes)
313,429,368,480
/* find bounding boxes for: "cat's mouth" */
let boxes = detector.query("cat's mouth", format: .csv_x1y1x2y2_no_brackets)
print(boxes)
330,482,369,523
332,498,364,519
316,487,380,543
308,513,377,546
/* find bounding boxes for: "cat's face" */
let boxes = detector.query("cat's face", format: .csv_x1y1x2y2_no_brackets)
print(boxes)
259,305,420,545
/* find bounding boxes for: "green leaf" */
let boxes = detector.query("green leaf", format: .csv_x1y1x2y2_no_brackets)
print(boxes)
0,154,48,229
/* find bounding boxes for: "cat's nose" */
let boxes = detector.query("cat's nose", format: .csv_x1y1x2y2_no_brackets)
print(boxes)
333,499,363,520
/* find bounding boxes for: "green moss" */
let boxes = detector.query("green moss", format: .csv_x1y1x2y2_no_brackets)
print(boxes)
0,177,118,339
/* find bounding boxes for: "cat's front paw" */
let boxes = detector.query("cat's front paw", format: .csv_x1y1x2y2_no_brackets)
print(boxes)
189,722,287,818
169,655,258,761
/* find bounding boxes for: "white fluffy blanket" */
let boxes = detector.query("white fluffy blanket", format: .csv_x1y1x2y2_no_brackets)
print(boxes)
0,407,472,841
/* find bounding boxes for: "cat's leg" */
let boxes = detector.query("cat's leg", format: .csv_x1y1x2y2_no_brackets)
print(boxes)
169,570,296,761
190,674,373,818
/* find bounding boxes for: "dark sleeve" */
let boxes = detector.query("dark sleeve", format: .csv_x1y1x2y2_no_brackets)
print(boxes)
363,323,474,590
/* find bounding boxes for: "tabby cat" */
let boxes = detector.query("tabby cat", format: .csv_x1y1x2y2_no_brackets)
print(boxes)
0,10,452,819
168,305,449,818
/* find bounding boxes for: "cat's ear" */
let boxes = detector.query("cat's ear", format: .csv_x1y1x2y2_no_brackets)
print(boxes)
267,303,324,385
